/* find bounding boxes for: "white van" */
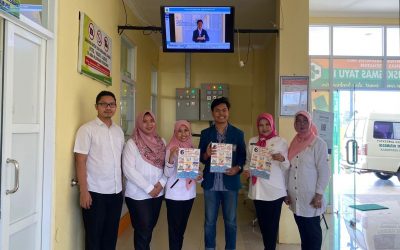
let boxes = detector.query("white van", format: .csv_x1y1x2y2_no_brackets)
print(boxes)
341,113,400,180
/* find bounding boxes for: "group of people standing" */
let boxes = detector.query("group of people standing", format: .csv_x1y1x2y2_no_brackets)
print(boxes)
74,90,330,250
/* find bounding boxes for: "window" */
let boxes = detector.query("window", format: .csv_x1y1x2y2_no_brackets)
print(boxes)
387,27,400,56
387,60,400,88
310,58,329,88
120,38,136,138
333,27,383,56
310,25,400,92
151,68,158,117
311,90,329,112
309,26,330,55
20,0,49,28
374,121,400,140
332,59,383,88
345,118,366,139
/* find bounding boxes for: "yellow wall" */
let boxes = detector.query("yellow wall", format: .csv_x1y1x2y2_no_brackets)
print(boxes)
55,0,158,249
158,43,277,145
55,1,398,248
277,0,309,244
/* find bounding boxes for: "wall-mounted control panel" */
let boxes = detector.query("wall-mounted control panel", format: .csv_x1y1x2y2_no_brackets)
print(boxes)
176,88,200,121
200,83,229,121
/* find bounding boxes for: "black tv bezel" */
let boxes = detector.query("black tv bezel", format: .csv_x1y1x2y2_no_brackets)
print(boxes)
160,6,235,53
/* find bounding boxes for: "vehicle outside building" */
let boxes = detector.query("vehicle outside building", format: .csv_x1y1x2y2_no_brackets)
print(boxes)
341,113,400,180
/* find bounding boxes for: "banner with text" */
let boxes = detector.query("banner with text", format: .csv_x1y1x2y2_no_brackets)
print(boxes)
310,59,400,89
78,12,112,85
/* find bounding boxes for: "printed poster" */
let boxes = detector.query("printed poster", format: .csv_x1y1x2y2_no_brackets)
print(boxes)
280,76,309,116
210,143,232,173
249,146,273,179
177,148,200,179
312,110,334,152
78,12,112,85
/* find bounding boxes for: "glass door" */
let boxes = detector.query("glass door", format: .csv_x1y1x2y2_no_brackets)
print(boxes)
333,89,400,249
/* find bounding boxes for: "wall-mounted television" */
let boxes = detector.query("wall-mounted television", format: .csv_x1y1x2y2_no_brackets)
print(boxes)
161,6,235,53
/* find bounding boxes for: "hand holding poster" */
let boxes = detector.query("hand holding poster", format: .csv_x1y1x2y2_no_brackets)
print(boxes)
177,148,200,179
210,143,232,173
249,146,273,179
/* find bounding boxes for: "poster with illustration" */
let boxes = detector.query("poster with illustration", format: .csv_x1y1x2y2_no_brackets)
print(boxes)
177,148,200,178
249,146,273,179
210,143,232,173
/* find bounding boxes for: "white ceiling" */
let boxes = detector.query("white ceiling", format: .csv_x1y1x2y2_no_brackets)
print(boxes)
126,0,399,26
126,0,277,29
124,0,399,47
310,0,400,18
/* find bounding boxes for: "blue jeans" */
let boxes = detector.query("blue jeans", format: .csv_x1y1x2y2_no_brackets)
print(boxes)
204,189,238,250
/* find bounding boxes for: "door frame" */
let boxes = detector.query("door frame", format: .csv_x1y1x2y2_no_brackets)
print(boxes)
2,20,46,250
0,2,57,249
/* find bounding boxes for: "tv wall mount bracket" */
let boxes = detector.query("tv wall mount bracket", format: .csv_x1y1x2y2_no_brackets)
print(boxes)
117,25,279,34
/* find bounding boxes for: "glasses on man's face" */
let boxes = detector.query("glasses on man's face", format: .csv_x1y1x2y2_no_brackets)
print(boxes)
97,102,117,108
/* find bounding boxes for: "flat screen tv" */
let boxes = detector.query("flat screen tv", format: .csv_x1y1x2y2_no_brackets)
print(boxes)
161,6,235,53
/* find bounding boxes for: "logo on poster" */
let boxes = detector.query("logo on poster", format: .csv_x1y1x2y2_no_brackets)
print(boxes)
311,62,322,82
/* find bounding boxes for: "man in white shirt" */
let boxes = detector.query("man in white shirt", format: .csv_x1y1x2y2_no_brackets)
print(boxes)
74,91,125,250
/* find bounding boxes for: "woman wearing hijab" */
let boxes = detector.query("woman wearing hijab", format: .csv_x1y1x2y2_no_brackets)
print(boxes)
122,111,166,250
286,111,331,250
164,120,202,250
244,113,289,250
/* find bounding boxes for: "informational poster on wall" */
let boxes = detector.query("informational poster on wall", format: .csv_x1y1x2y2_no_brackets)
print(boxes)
210,143,232,173
0,0,20,18
313,109,334,152
78,12,112,86
280,76,309,116
177,148,200,179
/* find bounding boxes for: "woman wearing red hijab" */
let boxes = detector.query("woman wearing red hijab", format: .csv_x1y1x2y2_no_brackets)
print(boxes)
122,111,166,250
244,113,289,250
164,120,202,250
287,111,330,250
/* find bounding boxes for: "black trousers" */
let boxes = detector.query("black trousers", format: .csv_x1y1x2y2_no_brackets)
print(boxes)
165,198,195,250
294,214,322,250
82,191,123,250
253,197,284,250
125,196,163,250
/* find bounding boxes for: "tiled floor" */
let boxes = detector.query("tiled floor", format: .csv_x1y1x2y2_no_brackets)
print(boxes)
117,194,304,250
116,173,400,250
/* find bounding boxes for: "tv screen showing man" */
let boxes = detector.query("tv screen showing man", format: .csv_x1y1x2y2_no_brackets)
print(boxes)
192,19,209,42
161,6,234,52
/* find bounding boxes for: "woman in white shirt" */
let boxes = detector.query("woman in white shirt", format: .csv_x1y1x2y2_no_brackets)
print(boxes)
286,111,330,250
164,120,202,250
122,111,167,250
244,113,289,250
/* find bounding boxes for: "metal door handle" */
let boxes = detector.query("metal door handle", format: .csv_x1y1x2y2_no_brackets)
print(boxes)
71,178,79,187
353,140,358,164
6,158,20,195
345,140,358,165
